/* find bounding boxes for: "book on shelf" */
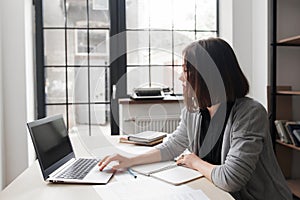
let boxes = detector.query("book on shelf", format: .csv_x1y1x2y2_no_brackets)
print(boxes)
293,130,300,145
274,120,290,144
285,122,300,147
131,161,203,185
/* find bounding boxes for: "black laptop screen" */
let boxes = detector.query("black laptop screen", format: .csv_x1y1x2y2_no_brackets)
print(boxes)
30,117,73,170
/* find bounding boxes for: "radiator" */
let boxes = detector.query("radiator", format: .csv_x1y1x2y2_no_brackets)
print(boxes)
135,115,180,133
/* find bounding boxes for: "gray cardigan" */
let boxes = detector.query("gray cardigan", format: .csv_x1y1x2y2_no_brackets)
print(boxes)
156,97,292,200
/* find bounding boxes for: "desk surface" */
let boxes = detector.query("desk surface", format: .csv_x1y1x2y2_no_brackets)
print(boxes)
0,134,233,200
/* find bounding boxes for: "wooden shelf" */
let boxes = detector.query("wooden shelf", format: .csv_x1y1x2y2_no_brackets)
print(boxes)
276,140,300,151
287,179,300,198
277,35,300,45
276,90,300,95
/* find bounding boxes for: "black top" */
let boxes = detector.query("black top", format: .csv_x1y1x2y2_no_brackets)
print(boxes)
193,101,234,165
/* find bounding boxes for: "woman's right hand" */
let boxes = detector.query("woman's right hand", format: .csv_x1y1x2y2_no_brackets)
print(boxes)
98,154,133,171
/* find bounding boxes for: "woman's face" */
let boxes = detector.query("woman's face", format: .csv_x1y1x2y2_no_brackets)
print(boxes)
179,63,187,93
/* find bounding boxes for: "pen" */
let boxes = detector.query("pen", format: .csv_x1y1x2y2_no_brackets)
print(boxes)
127,168,137,178
174,149,191,161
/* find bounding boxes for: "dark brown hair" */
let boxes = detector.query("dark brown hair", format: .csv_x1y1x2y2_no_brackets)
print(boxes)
183,38,249,111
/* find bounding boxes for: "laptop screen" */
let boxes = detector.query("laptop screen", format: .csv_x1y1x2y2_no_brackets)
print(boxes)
28,115,73,170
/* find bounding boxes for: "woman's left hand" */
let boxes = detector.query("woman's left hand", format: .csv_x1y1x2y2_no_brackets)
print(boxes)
176,153,216,181
176,153,202,170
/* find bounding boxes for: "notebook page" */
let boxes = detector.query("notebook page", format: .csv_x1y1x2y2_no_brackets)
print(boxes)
151,165,203,185
131,161,175,176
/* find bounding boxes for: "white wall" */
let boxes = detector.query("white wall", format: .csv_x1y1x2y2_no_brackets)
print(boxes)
0,0,33,188
25,0,36,166
251,0,268,108
232,0,253,96
219,0,233,44
220,0,268,108
0,6,5,190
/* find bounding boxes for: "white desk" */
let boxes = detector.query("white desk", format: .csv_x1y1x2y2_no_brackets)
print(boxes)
0,133,234,200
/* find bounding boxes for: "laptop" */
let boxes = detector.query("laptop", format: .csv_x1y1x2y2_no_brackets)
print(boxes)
27,114,114,184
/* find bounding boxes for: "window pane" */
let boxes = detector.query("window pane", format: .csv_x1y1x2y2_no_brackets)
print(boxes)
43,0,65,27
67,1,110,28
196,32,217,40
44,30,66,65
126,0,149,29
89,30,109,65
174,31,195,64
173,0,195,30
70,104,89,125
68,67,88,103
196,0,217,30
67,104,77,131
68,104,109,135
149,0,172,29
150,66,173,89
127,31,149,65
90,104,111,135
46,105,67,120
174,66,183,94
90,104,107,125
150,31,172,65
66,0,88,28
91,0,109,10
90,67,110,102
68,30,88,65
127,67,149,94
45,67,66,103
70,104,107,126
89,2,110,28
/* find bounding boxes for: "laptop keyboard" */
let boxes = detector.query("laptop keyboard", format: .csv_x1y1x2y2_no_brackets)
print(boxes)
57,158,98,180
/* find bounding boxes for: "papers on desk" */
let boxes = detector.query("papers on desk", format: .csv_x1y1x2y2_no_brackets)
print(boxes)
93,178,209,200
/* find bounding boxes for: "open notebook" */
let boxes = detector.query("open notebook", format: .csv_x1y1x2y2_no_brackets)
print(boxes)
131,161,203,185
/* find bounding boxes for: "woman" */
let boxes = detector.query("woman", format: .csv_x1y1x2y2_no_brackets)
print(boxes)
99,38,292,200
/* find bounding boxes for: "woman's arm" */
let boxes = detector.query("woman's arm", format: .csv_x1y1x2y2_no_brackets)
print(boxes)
156,108,191,161
99,108,190,171
176,153,216,181
176,101,267,192
210,102,266,192
98,148,161,171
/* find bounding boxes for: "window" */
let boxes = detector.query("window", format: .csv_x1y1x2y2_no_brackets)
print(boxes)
36,0,110,135
125,0,218,94
35,0,218,135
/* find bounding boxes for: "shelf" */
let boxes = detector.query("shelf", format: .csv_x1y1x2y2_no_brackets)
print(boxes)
276,140,300,151
287,179,300,198
277,35,300,45
276,90,300,95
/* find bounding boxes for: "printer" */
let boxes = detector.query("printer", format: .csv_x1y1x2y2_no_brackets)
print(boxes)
130,87,165,100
